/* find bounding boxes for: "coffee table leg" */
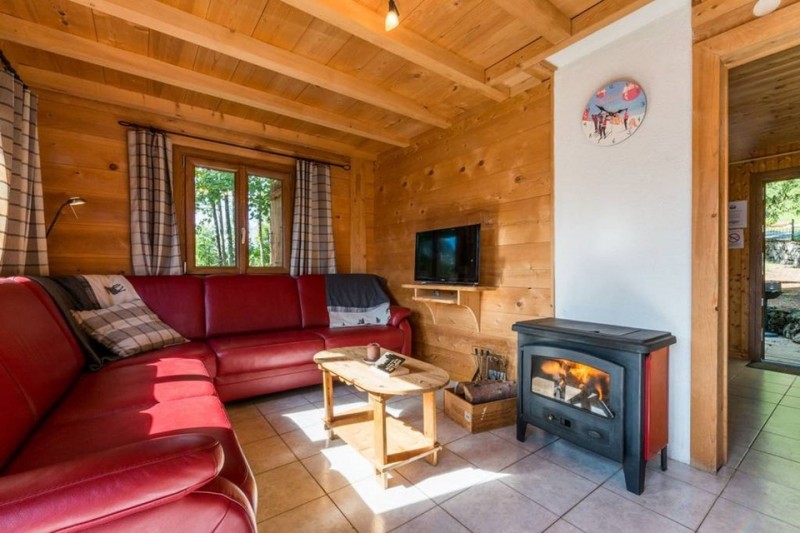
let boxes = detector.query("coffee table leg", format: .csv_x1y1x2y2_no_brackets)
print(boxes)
370,393,388,488
322,370,335,439
422,391,438,465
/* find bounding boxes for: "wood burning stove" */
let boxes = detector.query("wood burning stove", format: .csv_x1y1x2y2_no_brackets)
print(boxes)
513,318,675,495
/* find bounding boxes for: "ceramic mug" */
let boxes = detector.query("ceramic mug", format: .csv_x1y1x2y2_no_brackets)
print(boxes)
366,343,380,361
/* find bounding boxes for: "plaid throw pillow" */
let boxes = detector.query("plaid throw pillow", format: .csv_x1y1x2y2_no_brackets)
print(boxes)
71,299,186,358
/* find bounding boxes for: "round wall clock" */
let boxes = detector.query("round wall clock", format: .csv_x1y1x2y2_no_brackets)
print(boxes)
581,80,647,146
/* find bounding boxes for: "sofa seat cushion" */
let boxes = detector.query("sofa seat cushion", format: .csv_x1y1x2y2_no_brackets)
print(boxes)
209,331,325,376
309,326,405,352
47,357,216,424
7,396,254,505
104,341,218,377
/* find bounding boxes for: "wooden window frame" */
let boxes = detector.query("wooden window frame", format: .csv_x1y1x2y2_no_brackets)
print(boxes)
174,147,294,274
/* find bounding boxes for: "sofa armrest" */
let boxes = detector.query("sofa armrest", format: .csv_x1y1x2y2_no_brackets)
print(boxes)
0,434,223,532
388,305,411,327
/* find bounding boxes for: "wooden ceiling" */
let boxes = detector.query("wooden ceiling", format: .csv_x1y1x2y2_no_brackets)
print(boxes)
0,0,651,162
729,44,800,162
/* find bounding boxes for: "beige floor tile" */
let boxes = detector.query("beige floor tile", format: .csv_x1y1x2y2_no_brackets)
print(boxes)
699,496,800,532
225,401,262,423
264,403,326,434
534,439,621,484
280,423,347,460
491,423,560,453
603,469,717,530
258,496,354,533
564,488,690,533
254,391,312,415
722,471,800,527
501,454,597,515
646,456,734,495
301,445,376,493
390,506,469,533
751,430,800,463
446,431,531,472
255,461,325,522
738,449,800,491
545,519,585,533
242,435,296,474
442,479,558,533
231,414,277,445
396,448,500,504
329,473,435,533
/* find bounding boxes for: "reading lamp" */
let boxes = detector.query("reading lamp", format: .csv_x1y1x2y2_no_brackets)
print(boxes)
46,196,86,236
385,0,400,31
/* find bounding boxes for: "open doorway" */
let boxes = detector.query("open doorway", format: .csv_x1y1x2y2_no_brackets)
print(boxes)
749,170,800,368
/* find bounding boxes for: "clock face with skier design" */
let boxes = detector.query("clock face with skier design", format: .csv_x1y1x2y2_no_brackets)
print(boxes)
581,80,646,146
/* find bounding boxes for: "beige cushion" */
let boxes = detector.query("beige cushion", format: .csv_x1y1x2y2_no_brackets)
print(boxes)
71,299,186,358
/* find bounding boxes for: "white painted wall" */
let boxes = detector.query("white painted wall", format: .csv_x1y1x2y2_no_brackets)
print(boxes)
551,0,693,463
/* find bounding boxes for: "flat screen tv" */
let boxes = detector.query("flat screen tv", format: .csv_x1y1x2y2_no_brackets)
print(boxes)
414,224,480,285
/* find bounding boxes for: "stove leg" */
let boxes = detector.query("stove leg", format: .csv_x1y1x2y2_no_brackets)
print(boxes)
623,455,646,495
516,418,527,442
660,446,668,471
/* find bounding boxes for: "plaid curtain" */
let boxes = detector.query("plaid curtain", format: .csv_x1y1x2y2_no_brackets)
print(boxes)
290,160,336,275
127,129,182,275
0,68,48,275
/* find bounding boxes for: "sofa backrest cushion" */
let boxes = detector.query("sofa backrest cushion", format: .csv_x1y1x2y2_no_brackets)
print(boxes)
204,275,302,337
0,278,84,467
296,275,329,328
128,276,206,340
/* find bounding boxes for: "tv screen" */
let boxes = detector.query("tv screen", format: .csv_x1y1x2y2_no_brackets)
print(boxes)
414,224,480,285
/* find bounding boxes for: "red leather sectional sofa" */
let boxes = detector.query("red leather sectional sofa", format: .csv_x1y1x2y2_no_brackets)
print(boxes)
0,274,412,531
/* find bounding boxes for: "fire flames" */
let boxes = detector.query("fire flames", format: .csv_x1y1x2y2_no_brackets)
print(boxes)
540,359,610,400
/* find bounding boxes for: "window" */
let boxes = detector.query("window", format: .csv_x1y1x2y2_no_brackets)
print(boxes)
177,150,292,273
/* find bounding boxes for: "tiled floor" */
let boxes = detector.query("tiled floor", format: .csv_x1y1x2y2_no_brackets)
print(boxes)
226,359,800,532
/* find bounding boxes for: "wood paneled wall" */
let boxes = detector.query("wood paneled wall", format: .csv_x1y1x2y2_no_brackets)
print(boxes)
36,91,364,275
373,82,554,381
728,143,800,358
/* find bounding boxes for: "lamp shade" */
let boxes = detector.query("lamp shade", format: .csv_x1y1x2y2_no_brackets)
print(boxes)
385,0,399,31
46,196,87,236
753,0,780,16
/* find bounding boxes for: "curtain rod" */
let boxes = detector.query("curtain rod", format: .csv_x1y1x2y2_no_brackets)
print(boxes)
117,120,351,170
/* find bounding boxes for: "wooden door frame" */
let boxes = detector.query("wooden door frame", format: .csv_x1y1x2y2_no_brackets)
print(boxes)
747,168,800,362
692,5,800,471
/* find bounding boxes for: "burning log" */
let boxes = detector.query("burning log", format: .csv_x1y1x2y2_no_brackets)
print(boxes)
461,380,517,404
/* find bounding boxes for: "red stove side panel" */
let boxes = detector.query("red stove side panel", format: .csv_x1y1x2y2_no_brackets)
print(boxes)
644,347,670,460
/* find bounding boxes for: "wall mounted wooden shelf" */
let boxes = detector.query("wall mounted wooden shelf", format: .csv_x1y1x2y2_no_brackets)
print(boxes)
402,283,494,331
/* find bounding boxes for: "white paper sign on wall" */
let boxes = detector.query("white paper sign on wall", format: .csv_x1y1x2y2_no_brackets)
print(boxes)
729,200,747,229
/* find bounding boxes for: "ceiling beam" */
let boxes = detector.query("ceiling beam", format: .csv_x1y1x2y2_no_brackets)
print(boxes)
18,66,377,161
67,0,448,128
278,0,508,102
0,13,408,146
486,0,653,87
490,0,571,45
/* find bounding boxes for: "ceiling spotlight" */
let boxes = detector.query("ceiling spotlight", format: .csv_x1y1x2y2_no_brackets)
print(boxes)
753,0,780,16
385,0,400,31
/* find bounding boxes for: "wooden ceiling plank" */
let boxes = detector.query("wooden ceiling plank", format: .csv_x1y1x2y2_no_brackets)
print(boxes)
485,0,653,86
0,13,407,146
277,0,508,102
19,65,376,160
490,0,571,45
67,0,449,127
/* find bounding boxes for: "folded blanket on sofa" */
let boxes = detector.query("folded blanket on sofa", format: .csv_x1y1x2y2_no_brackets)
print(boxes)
326,274,391,328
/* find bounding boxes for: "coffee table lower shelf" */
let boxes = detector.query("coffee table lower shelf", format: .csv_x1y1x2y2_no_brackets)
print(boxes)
325,405,442,488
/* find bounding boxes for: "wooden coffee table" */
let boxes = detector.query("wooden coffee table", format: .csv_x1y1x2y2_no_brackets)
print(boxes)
313,346,450,488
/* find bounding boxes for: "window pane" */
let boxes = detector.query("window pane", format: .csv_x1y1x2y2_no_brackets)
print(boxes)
247,174,283,267
194,166,236,267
